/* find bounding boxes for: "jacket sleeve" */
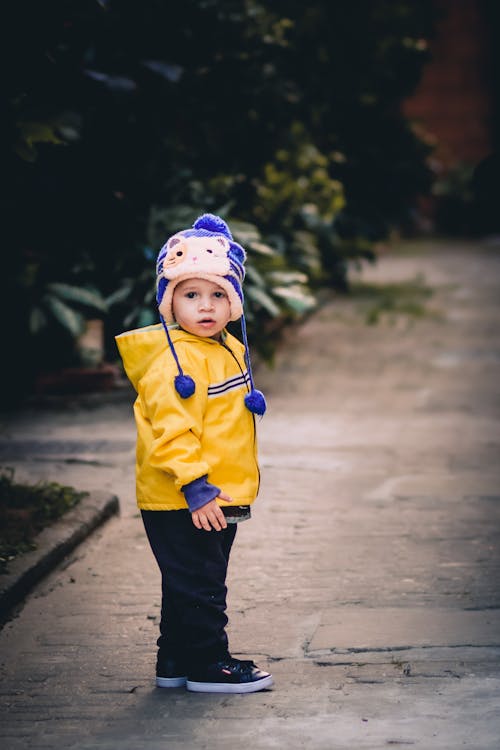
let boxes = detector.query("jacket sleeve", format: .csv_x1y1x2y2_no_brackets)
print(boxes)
138,356,212,491
182,475,221,512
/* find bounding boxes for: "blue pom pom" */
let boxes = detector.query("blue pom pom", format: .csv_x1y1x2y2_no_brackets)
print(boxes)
194,213,232,239
244,389,267,416
175,374,196,399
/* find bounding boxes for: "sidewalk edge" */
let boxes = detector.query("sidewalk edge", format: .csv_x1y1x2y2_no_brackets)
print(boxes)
0,490,120,622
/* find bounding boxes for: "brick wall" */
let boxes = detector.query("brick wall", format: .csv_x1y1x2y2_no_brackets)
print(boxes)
403,0,493,170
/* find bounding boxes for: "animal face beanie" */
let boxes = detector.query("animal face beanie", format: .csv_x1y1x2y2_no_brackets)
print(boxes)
155,213,266,416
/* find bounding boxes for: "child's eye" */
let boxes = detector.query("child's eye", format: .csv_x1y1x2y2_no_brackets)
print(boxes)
185,291,197,299
214,291,226,298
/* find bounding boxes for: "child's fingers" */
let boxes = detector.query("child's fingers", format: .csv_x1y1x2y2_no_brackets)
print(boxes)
191,512,202,530
218,490,235,504
191,502,227,532
208,505,227,530
200,514,213,531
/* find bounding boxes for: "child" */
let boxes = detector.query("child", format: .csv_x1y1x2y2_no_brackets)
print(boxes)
115,213,273,694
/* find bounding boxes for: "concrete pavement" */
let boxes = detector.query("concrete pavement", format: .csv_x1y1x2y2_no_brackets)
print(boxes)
0,237,499,749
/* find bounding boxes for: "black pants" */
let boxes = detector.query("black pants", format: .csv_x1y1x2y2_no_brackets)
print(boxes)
141,509,237,670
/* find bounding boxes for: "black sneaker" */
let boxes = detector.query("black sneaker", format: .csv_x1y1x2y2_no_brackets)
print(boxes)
156,657,187,688
186,657,273,693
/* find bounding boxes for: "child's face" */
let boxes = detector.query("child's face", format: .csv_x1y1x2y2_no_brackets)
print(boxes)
172,278,231,339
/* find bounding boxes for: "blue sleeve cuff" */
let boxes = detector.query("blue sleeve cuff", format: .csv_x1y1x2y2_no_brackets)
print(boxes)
181,475,221,512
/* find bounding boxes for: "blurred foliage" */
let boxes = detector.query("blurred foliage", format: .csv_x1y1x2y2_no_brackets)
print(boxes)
349,274,435,325
0,467,87,574
432,162,476,236
3,0,437,401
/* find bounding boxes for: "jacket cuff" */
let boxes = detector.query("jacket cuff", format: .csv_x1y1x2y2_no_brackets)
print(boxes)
181,475,221,512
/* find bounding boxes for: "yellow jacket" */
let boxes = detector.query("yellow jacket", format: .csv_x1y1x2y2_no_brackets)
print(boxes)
115,324,260,511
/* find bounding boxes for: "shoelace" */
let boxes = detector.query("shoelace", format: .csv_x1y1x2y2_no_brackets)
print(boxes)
221,658,256,673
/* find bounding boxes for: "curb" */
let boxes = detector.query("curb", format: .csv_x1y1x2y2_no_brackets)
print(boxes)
0,490,119,623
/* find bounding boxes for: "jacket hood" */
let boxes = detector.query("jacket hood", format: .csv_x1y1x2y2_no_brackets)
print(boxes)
115,323,221,391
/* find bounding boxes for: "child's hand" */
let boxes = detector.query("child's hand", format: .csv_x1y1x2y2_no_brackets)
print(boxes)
191,491,235,532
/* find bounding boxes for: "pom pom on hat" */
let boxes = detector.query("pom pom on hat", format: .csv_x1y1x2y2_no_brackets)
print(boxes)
157,213,266,416
240,312,266,416
193,213,233,238
174,374,196,399
244,389,267,416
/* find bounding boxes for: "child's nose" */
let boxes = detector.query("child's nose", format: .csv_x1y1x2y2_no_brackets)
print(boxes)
199,296,214,310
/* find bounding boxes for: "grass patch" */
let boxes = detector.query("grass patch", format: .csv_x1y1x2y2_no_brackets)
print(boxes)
0,467,87,574
349,274,435,325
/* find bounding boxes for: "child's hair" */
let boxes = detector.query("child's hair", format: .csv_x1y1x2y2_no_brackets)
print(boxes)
155,213,266,416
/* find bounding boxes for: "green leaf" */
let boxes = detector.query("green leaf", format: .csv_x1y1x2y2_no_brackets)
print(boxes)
142,288,156,304
46,283,108,313
124,306,144,328
29,306,48,335
137,308,157,327
18,120,65,147
245,264,266,288
246,285,281,317
14,120,65,162
14,140,37,162
230,220,262,245
267,270,309,285
43,295,85,337
105,282,134,306
271,285,316,313
248,241,276,256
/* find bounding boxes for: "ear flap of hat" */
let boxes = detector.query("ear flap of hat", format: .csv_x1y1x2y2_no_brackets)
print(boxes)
156,277,168,306
228,243,246,265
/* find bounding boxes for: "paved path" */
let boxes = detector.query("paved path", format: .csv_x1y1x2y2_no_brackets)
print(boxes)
1,238,499,749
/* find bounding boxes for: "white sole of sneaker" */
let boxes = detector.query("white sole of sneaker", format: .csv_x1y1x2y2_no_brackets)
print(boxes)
186,674,274,693
156,675,187,688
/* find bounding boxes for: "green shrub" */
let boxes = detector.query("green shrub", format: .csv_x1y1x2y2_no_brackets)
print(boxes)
4,0,437,400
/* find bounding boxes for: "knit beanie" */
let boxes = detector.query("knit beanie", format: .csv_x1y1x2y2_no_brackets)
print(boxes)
156,213,266,416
